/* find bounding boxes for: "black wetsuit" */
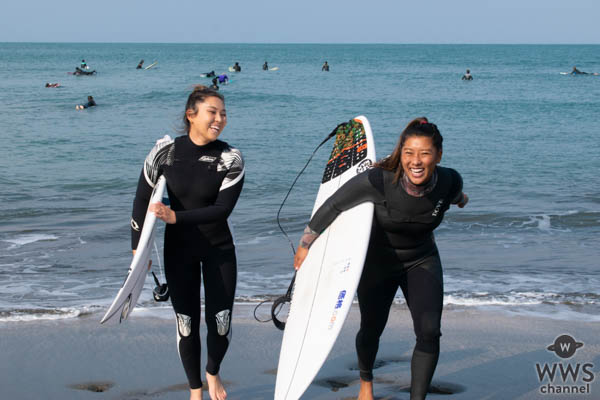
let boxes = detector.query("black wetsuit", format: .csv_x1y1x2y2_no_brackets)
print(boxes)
82,100,96,109
131,135,244,389
308,166,462,400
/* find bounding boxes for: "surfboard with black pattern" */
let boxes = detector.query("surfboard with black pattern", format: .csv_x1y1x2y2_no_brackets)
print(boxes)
275,116,376,400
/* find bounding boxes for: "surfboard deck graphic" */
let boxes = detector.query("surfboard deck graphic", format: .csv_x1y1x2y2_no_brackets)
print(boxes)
100,175,167,324
275,116,376,400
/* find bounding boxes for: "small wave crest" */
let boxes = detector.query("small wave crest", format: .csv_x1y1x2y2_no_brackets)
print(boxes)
1,233,59,248
0,306,98,323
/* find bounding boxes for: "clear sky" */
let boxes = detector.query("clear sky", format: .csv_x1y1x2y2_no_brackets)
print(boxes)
2,0,599,44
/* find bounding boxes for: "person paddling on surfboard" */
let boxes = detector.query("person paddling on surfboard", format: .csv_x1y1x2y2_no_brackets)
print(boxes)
131,86,244,400
136,59,144,69
571,66,588,75
294,118,468,400
76,95,96,110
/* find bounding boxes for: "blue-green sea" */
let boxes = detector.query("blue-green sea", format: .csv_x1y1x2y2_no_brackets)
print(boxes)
0,43,599,323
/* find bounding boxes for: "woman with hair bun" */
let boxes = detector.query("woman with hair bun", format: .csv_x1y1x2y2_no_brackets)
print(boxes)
131,86,244,400
294,117,468,400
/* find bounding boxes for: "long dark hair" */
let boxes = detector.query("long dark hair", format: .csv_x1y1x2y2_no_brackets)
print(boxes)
182,85,225,134
375,117,443,183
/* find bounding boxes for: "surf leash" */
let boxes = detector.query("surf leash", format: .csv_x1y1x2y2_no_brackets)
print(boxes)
152,241,169,302
253,122,348,330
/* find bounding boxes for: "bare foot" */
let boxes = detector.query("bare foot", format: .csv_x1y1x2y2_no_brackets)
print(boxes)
358,378,374,400
190,387,202,400
205,372,227,400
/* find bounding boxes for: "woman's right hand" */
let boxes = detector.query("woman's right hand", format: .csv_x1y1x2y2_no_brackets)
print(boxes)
294,246,309,271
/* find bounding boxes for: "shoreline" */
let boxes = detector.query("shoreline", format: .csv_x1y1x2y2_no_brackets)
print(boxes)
1,304,598,399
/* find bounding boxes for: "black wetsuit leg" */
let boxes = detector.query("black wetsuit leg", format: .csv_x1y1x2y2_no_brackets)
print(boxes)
165,231,237,389
355,251,443,400
399,253,443,400
165,232,203,389
202,245,237,375
355,259,399,381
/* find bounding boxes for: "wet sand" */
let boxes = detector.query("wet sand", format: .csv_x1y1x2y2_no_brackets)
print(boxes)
1,305,598,399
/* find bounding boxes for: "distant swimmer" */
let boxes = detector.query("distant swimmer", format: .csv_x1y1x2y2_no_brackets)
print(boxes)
571,66,589,75
210,77,220,90
462,69,473,80
322,61,330,71
233,62,241,72
76,95,96,110
45,82,61,88
80,59,88,69
263,61,269,71
73,67,96,75
217,74,229,84
203,70,216,77
136,59,144,69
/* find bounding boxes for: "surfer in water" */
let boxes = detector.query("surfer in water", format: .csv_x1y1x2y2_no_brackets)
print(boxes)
131,85,244,400
136,59,144,69
45,82,61,88
233,62,241,72
217,74,229,84
80,59,87,69
76,95,96,110
294,118,468,400
322,61,330,71
461,69,473,80
263,61,269,70
210,77,220,90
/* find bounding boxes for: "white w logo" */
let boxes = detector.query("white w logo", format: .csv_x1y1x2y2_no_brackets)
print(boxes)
560,343,571,352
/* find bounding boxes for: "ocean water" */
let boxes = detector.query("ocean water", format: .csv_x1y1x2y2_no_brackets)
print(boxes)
0,43,599,323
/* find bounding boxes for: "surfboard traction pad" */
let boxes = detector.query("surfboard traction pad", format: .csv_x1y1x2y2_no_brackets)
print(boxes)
322,119,369,184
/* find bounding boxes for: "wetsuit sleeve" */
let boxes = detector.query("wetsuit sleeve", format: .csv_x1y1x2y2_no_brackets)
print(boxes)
447,168,464,204
175,148,245,225
131,136,173,250
308,169,382,234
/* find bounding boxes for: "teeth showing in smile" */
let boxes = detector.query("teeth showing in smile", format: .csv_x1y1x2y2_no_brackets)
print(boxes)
410,168,424,174
210,125,220,132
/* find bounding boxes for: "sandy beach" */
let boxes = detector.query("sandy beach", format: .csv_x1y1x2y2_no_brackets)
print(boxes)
1,304,598,399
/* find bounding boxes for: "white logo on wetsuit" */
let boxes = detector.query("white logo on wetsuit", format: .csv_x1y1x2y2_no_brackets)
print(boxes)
130,218,140,231
432,199,444,217
215,309,231,336
198,156,217,163
177,313,192,337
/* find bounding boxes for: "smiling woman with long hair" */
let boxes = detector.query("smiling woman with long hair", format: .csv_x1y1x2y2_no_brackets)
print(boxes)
294,117,468,400
131,86,244,400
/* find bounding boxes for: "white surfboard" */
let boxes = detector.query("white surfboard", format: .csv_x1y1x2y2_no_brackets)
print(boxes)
144,61,158,70
269,67,279,71
275,116,376,400
100,175,167,324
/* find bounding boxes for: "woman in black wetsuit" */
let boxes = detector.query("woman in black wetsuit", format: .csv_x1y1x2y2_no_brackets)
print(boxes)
131,86,244,400
294,117,468,400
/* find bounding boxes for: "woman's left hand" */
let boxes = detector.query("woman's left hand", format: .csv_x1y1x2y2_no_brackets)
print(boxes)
149,202,176,224
457,192,469,208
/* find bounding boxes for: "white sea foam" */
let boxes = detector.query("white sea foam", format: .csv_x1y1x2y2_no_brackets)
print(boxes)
0,307,87,323
2,233,59,248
